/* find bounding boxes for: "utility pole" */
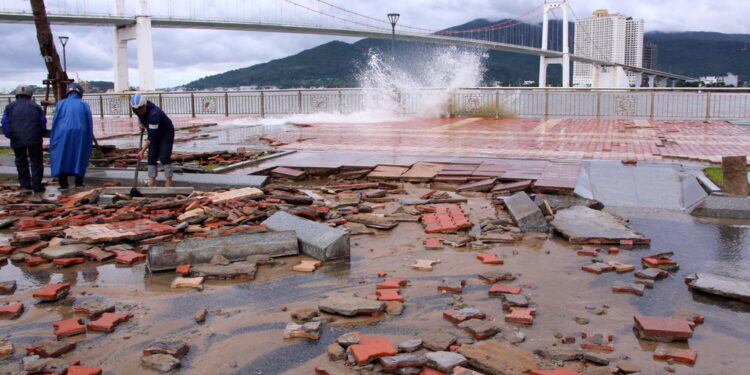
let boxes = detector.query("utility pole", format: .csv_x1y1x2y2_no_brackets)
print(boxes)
30,0,71,111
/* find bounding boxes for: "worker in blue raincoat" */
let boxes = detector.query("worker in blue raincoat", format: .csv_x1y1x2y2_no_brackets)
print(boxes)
131,93,175,187
49,83,93,190
1,85,47,192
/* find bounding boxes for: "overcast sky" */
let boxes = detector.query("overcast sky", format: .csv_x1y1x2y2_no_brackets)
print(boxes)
0,0,747,91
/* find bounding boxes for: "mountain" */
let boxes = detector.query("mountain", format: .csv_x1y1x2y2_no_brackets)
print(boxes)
184,20,749,89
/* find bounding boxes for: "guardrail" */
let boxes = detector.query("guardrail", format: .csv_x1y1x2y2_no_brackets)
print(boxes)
2,87,749,121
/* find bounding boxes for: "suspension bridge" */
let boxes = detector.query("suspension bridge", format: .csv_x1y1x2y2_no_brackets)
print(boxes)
0,0,695,91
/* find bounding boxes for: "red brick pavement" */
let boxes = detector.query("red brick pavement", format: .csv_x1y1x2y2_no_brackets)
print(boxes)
264,117,750,163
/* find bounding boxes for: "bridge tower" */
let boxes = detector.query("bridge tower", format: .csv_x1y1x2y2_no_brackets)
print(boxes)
538,0,570,88
113,0,155,91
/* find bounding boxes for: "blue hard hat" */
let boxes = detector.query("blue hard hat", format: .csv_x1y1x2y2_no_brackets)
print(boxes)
131,93,147,109
66,82,84,97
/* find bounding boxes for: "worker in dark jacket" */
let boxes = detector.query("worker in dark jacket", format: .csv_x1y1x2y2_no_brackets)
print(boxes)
49,83,93,190
1,85,47,192
131,93,175,187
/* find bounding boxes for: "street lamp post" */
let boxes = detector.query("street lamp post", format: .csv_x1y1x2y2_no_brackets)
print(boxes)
387,13,399,58
58,35,69,73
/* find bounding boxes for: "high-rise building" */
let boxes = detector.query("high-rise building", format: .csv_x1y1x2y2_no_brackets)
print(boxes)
643,42,658,70
573,9,644,87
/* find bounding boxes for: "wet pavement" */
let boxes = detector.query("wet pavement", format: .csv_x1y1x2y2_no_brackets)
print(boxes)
1,183,749,375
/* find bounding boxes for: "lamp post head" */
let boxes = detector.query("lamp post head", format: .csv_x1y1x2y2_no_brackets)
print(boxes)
59,35,69,47
387,13,400,27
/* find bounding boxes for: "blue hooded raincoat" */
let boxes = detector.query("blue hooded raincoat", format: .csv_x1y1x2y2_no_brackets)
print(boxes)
49,92,93,177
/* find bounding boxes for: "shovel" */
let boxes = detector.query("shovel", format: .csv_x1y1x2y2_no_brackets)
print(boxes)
130,129,145,197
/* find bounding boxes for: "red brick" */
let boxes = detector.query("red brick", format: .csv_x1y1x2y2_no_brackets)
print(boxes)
176,264,191,275
634,315,693,339
376,289,404,302
489,285,521,296
577,249,598,256
82,247,115,262
24,256,50,266
476,253,504,264
33,283,71,301
18,241,48,254
67,366,103,375
87,312,130,332
376,278,407,289
0,303,24,318
531,369,581,375
420,369,447,375
423,237,444,249
653,345,698,365
114,250,146,265
505,307,536,324
25,339,76,358
53,257,86,267
608,247,620,254
349,335,397,364
53,318,86,338
0,245,16,255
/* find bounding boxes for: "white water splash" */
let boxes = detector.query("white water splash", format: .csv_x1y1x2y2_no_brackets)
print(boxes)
221,45,487,126
357,46,487,117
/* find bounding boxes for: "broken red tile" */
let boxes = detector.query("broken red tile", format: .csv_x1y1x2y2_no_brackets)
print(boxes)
458,178,496,192
114,250,146,265
633,315,693,340
349,335,397,364
671,310,705,325
489,284,521,296
531,369,581,375
0,303,24,318
376,289,404,302
101,182,120,187
420,190,437,200
581,263,616,274
52,257,86,267
82,247,115,262
271,166,306,179
642,253,679,271
505,307,536,324
53,317,86,338
619,239,634,248
377,271,388,277
577,248,599,256
175,264,191,276
25,339,76,358
580,332,615,351
18,241,48,254
0,281,16,294
143,341,190,358
476,253,504,264
420,369,447,375
423,238,444,250
608,247,620,255
0,245,15,255
67,366,103,375
653,344,698,365
33,283,71,301
140,234,174,244
24,256,50,266
87,312,130,332
438,280,466,294
376,278,408,289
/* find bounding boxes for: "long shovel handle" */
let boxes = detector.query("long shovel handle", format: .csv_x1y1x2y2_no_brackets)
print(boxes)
132,130,144,189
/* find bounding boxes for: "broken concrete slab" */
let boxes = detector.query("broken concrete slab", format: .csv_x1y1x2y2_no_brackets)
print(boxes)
503,192,548,233
550,205,649,244
535,345,584,361
635,268,669,280
690,195,750,219
262,211,349,261
170,277,204,289
73,298,115,318
653,343,698,365
412,259,441,271
425,351,467,373
40,244,90,260
612,281,645,296
533,193,604,211
318,295,386,317
346,214,398,230
478,271,516,283
147,230,297,272
458,340,538,375
420,328,457,351
397,339,422,353
190,262,257,279
457,319,498,339
141,353,181,372
26,340,75,358
207,187,264,203
0,281,16,295
379,353,427,371
685,273,750,302
283,321,322,340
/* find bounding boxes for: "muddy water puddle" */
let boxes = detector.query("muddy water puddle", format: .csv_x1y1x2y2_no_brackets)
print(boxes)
1,186,749,374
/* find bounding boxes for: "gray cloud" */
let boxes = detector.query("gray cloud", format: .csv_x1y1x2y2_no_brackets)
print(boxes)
0,0,746,90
